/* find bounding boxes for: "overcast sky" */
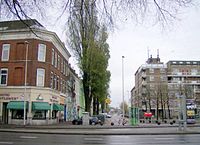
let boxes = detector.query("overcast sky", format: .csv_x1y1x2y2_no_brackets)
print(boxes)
106,6,200,107
45,5,200,108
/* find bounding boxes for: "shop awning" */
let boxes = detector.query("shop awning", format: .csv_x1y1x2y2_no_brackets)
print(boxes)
7,101,28,110
32,102,51,110
53,104,64,111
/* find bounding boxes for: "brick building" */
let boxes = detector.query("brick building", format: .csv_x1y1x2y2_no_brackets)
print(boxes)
0,19,80,125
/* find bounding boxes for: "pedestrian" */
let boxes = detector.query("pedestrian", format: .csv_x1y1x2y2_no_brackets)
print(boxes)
118,118,121,125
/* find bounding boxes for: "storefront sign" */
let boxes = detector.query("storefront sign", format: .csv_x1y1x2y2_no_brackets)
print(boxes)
60,97,65,105
50,96,58,103
0,94,19,101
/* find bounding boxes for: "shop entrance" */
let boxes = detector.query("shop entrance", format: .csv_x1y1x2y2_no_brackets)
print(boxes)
2,102,8,124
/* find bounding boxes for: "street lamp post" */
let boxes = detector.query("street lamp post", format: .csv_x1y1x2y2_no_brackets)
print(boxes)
24,41,29,126
122,56,125,119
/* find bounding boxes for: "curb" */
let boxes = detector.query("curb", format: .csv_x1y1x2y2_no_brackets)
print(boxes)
1,129,200,135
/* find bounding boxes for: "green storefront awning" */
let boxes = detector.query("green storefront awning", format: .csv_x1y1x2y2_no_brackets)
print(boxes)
7,101,28,110
32,102,51,110
53,104,64,111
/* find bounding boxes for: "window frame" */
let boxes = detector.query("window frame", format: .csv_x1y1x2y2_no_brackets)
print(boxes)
1,44,10,61
0,68,8,85
52,48,55,65
36,68,45,87
38,44,46,62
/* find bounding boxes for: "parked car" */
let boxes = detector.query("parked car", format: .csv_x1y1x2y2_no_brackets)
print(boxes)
95,114,105,125
89,116,101,125
106,114,112,118
72,117,82,125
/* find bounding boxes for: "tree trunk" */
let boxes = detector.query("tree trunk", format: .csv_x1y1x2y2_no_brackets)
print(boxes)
160,94,164,122
83,72,91,113
96,98,99,114
156,96,159,121
93,97,96,115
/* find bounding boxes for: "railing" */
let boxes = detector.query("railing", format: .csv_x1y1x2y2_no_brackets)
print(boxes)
168,72,200,76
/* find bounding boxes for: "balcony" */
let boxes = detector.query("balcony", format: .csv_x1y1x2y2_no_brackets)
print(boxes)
168,72,200,77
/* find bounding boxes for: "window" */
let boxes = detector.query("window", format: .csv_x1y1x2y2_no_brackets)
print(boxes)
12,110,26,119
38,44,46,62
60,78,63,93
150,84,155,89
160,76,167,81
62,79,66,93
36,68,45,86
0,68,8,85
150,76,154,81
54,74,57,89
149,68,154,73
58,55,60,70
33,110,46,119
1,44,10,61
52,110,57,119
52,48,55,65
63,60,65,74
55,51,57,68
160,68,165,73
50,72,54,89
57,76,59,90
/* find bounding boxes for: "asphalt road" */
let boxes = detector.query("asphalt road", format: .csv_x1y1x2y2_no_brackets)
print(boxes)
1,132,200,145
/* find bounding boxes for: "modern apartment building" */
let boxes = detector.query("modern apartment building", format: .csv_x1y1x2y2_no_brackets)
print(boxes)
131,56,200,121
167,60,200,114
132,55,167,119
0,19,82,125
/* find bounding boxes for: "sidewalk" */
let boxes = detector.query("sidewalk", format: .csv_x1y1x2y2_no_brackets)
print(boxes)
0,123,200,135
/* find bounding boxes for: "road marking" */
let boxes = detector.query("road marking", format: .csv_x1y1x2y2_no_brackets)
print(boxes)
154,137,175,140
0,142,13,144
111,143,133,145
84,138,103,141
20,136,38,139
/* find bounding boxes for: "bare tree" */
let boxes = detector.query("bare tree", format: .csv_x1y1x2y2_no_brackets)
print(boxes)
0,0,195,27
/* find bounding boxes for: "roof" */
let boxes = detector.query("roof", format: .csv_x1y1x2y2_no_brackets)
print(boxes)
0,19,45,31
167,60,200,65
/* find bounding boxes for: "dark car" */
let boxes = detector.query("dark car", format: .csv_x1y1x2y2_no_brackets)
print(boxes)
89,116,101,125
72,117,82,125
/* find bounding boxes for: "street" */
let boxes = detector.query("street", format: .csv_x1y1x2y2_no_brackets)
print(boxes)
0,132,200,145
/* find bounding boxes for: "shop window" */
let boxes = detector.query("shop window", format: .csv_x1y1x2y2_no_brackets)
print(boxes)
33,110,46,120
0,68,8,85
1,44,10,61
52,110,57,119
38,44,46,62
11,110,25,119
36,68,45,86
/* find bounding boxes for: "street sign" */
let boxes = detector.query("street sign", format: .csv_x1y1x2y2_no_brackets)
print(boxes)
105,98,111,104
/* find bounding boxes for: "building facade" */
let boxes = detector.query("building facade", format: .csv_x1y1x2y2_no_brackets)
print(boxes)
132,55,167,119
0,19,82,125
167,61,200,117
131,56,200,121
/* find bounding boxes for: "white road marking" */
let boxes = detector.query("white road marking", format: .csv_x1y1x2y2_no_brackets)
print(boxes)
111,143,133,145
0,142,13,144
154,137,175,140
84,137,103,141
20,136,38,139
